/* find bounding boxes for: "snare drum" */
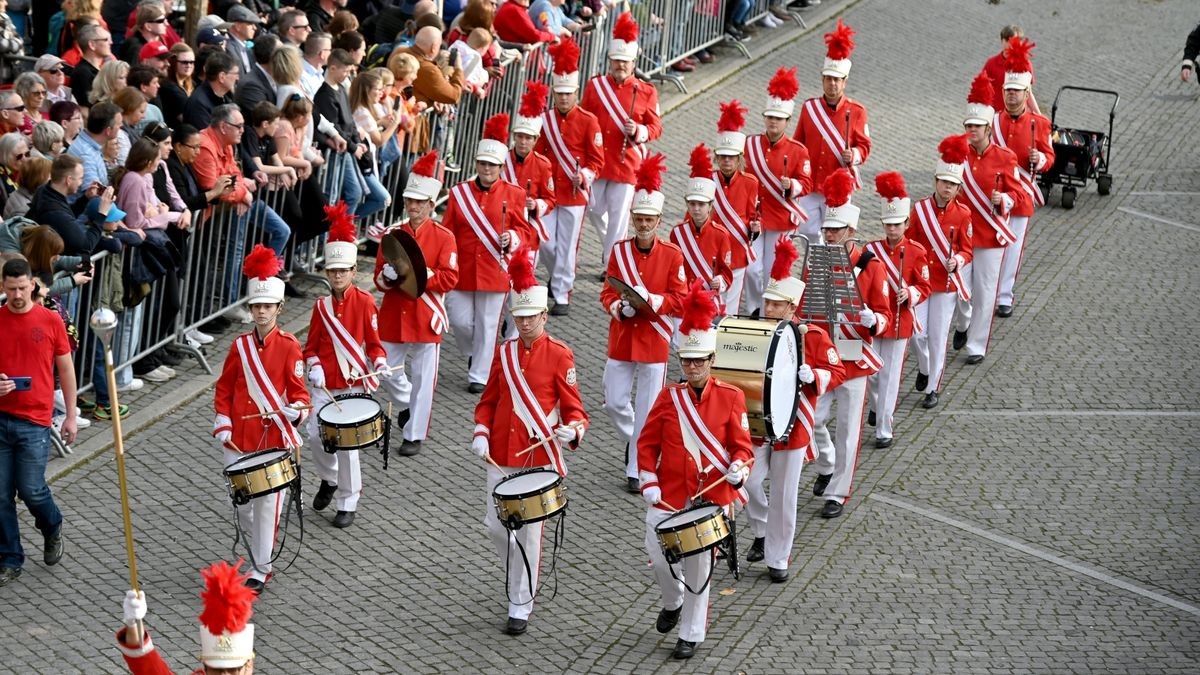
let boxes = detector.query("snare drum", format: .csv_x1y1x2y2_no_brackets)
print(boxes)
712,317,801,441
492,468,567,530
318,394,385,452
223,449,298,505
655,504,730,563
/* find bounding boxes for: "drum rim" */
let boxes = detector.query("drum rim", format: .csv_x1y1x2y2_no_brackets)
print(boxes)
763,320,801,441
318,393,384,427
655,503,726,532
223,448,292,476
492,467,563,500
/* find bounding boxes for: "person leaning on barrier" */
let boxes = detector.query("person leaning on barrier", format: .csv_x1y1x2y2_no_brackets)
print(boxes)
400,26,465,109
25,153,122,257
314,48,389,222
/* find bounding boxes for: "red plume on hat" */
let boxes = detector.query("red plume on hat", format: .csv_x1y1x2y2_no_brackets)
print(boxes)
874,171,907,200
824,18,856,60
483,113,509,143
717,99,748,133
519,81,549,118
1004,36,1035,73
967,71,993,106
678,279,718,335
635,152,666,193
548,37,580,75
766,67,799,102
937,134,970,165
324,200,357,243
411,150,438,178
243,244,281,280
507,244,537,294
613,11,639,41
688,144,713,179
822,168,855,207
198,560,257,637
771,236,799,282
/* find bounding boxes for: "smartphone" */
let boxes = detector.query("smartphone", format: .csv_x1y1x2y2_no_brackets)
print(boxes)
10,377,31,391
76,259,93,275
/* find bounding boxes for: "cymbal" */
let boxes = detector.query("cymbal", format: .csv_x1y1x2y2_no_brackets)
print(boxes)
381,230,427,299
606,275,663,321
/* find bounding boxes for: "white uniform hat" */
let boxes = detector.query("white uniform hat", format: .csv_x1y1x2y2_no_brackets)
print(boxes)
513,81,548,137
475,139,508,166
875,172,910,225
322,201,358,270
821,168,859,229
763,236,805,304
677,280,720,359
246,276,285,304
196,561,257,670
678,328,718,359
631,152,667,216
764,67,799,119
404,151,442,201
507,246,546,317
512,114,543,136
686,144,716,203
548,38,581,93
964,72,995,126
934,133,970,185
714,131,746,156
715,99,748,156
821,18,856,78
631,189,665,216
1003,36,1035,90
242,244,285,304
608,12,639,62
763,276,806,305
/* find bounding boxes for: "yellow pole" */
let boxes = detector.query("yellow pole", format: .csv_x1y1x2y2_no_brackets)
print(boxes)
104,345,142,643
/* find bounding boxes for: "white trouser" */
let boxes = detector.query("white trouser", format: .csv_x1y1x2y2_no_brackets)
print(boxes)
644,506,713,643
541,205,587,304
745,229,794,315
952,247,1004,357
603,359,667,478
586,179,635,269
745,443,806,570
911,292,957,393
307,385,364,512
222,448,284,581
484,464,546,620
867,337,908,440
997,215,1030,307
796,192,825,241
377,341,439,441
722,266,748,316
811,375,868,504
447,290,506,385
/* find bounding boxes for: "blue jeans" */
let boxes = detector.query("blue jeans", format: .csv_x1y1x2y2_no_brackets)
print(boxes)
223,200,290,302
731,0,752,24
0,413,62,569
356,172,388,220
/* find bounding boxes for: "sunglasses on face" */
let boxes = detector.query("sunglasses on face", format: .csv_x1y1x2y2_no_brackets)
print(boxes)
14,151,29,160
29,90,46,96
149,17,167,23
176,60,195,65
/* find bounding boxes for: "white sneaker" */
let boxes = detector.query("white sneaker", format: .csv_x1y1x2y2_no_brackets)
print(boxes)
142,367,171,383
156,365,177,378
185,328,215,345
761,14,781,28
117,378,145,392
223,306,252,323
75,413,91,430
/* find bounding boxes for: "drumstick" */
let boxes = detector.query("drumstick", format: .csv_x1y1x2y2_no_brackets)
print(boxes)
321,386,342,412
692,457,756,503
513,436,551,458
348,364,403,382
227,440,241,453
659,499,681,512
240,404,314,420
484,453,508,476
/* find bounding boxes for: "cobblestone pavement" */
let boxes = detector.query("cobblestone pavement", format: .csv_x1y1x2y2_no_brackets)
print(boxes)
5,1,1200,672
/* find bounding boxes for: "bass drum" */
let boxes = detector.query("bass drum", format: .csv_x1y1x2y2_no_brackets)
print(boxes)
712,317,800,442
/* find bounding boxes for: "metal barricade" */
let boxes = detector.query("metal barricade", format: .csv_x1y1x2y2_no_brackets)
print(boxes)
638,0,749,94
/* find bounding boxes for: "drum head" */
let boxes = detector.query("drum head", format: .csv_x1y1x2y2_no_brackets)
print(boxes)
493,469,560,498
224,449,289,474
657,504,723,531
319,396,382,424
765,323,800,439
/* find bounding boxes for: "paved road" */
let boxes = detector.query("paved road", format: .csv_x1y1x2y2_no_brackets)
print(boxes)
5,0,1199,672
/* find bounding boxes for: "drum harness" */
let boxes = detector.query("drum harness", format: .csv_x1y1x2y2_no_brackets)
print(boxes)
504,507,566,607
230,429,305,576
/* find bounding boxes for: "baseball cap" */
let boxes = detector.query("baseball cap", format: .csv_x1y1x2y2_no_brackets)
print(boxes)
86,197,127,224
197,27,229,46
35,55,66,73
139,41,170,61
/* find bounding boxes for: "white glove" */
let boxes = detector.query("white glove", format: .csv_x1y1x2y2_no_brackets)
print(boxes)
382,263,398,281
216,429,232,445
647,293,664,312
726,460,748,485
859,308,877,329
608,300,622,320
620,301,636,318
553,424,577,443
471,435,489,458
373,358,392,380
308,365,325,389
123,590,146,625
633,285,649,301
642,485,662,506
280,405,301,423
798,364,814,384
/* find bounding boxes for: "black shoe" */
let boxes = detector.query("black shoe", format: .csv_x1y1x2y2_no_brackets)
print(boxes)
0,566,21,586
202,316,233,332
504,617,528,635
467,382,485,394
156,348,183,366
313,480,336,511
965,354,985,365
656,606,682,633
396,408,411,431
820,500,843,519
397,439,421,456
243,578,265,595
283,281,306,298
875,437,893,449
952,330,967,350
768,566,788,583
549,303,569,316
995,304,1013,318
672,639,696,660
867,410,876,427
746,537,765,562
332,510,355,528
914,372,928,392
812,472,832,496
625,477,640,494
922,392,939,409
44,527,63,566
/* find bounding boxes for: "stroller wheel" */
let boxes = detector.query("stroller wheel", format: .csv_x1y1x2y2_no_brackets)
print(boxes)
1096,174,1112,196
1061,187,1077,209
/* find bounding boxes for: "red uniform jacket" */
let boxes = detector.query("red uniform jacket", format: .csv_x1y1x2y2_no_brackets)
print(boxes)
793,96,872,191
906,197,974,296
767,323,844,452
669,216,734,295
637,378,753,510
473,333,589,469
373,218,460,344
441,178,537,292
962,142,1023,249
992,108,1055,215
116,629,201,675
302,286,387,389
712,170,759,270
535,105,605,207
213,326,311,452
743,133,812,232
502,149,556,244
600,237,688,363
866,238,932,339
581,74,663,185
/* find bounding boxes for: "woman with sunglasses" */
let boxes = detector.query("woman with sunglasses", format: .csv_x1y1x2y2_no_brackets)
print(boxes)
0,132,31,214
160,42,196,127
12,73,48,136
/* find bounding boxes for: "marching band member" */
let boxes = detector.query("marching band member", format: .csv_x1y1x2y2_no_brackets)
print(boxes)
809,170,891,519
600,154,687,493
637,281,752,660
865,173,930,449
669,144,733,329
745,238,843,582
950,72,1024,365
582,11,663,272
444,115,537,393
793,18,872,236
472,248,588,636
711,100,761,315
993,38,1054,318
505,83,556,269
908,136,974,409
744,67,812,315
212,246,311,593
374,152,460,455
304,204,391,529
536,37,604,315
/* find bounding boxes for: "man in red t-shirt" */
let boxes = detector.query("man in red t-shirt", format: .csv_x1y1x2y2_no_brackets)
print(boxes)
0,258,75,586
